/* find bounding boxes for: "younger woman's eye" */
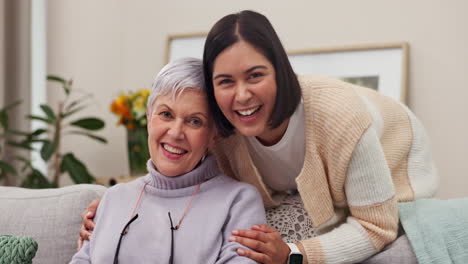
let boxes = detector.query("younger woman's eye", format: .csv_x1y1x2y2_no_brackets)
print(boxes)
218,79,233,86
249,72,263,79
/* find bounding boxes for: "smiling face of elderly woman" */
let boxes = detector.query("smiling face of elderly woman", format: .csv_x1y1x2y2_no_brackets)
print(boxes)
146,58,217,177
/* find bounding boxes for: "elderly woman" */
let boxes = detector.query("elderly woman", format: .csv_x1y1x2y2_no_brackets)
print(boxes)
70,57,266,263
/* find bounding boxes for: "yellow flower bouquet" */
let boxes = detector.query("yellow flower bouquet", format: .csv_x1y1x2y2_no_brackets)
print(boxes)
110,89,150,130
110,89,151,175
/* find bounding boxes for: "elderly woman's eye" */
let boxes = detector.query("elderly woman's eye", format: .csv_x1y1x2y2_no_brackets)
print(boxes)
188,118,202,127
159,111,172,119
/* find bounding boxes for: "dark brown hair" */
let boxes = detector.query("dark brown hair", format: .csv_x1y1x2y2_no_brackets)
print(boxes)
203,10,302,137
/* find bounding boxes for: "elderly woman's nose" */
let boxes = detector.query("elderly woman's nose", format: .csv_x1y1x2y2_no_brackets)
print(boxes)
167,121,185,139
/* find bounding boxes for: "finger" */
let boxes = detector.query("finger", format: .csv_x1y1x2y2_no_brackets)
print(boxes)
85,210,94,219
81,207,95,224
83,217,95,231
79,228,92,241
88,198,100,212
81,210,94,222
81,209,90,220
81,199,100,220
232,229,268,242
229,235,269,254
76,238,83,252
237,248,271,263
252,224,277,233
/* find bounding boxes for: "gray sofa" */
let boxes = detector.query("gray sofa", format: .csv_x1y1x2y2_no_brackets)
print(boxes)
0,184,107,264
0,184,426,264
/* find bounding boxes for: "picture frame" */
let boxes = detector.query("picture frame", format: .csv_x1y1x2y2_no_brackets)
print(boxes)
165,34,409,103
165,33,207,63
288,43,409,103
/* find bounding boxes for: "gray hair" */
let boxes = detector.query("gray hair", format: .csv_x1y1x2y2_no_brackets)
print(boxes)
147,57,205,112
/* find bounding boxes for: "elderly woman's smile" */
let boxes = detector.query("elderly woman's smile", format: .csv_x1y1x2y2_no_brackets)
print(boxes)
161,143,188,157
147,89,217,177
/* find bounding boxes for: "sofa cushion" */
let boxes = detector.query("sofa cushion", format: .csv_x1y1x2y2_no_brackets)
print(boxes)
0,184,107,264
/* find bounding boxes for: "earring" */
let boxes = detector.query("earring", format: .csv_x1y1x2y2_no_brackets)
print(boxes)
201,152,207,163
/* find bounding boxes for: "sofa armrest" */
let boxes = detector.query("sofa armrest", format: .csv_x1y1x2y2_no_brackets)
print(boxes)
0,184,107,264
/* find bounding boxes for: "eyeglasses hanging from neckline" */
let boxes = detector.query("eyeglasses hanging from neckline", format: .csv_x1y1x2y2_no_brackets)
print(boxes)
112,182,202,264
168,212,176,264
112,182,147,264
113,214,139,264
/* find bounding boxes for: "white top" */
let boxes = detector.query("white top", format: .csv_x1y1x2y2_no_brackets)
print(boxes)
246,101,305,192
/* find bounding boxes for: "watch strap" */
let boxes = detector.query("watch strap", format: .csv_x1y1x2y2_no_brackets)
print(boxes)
287,243,303,264
287,242,301,254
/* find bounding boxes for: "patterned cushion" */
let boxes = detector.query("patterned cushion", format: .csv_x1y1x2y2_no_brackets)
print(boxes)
0,235,38,264
266,193,316,243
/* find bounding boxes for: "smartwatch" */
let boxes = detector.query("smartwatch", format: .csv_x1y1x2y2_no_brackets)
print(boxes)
287,243,303,264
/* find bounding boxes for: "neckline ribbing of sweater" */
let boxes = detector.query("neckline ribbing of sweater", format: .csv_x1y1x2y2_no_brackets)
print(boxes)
143,154,220,190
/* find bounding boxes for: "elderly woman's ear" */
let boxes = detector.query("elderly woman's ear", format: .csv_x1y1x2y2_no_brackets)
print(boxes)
208,131,220,151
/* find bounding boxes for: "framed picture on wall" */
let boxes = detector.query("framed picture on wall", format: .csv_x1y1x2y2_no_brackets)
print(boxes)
288,43,409,103
165,33,206,63
165,35,408,103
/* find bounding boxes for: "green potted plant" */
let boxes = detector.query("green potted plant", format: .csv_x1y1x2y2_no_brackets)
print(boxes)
21,75,107,187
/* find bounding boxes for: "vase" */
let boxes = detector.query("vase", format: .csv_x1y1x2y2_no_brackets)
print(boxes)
126,126,150,176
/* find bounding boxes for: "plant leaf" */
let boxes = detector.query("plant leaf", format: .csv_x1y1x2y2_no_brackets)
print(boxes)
7,140,35,151
27,129,48,141
70,118,105,131
13,155,31,163
68,130,107,144
7,130,30,136
47,74,70,95
32,128,47,136
62,104,87,119
21,169,52,189
3,100,22,111
29,139,49,143
13,155,32,172
47,75,66,84
40,104,56,122
60,153,95,184
64,94,92,112
0,110,8,130
40,140,57,161
0,160,17,175
0,100,22,130
27,114,54,124
66,79,73,95
64,100,80,112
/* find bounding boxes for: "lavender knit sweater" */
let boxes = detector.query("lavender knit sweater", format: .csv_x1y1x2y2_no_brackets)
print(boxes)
70,155,265,263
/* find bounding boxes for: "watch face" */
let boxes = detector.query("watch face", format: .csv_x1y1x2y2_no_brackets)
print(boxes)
289,253,303,264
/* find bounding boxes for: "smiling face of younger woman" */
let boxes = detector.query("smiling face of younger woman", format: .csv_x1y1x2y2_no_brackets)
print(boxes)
147,89,217,177
212,40,279,142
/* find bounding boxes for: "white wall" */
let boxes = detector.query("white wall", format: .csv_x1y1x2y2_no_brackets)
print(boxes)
47,0,468,198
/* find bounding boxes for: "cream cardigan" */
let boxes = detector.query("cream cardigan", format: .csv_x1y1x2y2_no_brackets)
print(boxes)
213,75,437,263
